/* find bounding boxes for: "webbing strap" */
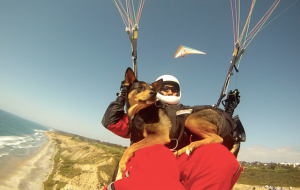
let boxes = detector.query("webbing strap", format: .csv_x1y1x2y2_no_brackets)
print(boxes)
234,163,242,176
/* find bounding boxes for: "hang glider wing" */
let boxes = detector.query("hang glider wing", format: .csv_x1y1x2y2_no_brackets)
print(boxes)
174,45,206,58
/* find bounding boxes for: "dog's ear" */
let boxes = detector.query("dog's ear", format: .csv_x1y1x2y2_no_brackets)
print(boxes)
125,67,137,86
152,79,163,92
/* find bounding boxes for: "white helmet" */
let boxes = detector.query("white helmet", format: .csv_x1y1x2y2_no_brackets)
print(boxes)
155,75,181,105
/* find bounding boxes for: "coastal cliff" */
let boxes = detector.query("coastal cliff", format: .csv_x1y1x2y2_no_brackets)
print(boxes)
44,131,126,190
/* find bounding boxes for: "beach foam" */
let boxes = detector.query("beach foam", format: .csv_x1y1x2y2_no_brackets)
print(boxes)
0,132,56,190
0,130,48,160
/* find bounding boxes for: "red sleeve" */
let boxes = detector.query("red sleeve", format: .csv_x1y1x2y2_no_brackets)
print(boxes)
107,114,130,139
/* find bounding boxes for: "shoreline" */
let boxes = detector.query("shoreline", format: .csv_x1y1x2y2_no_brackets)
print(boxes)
0,132,56,190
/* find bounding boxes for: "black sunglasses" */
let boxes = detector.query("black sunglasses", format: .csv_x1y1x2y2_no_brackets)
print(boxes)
161,85,179,93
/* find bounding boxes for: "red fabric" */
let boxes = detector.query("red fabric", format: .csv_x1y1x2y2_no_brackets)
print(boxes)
113,145,185,190
109,144,242,190
177,143,243,190
107,114,130,138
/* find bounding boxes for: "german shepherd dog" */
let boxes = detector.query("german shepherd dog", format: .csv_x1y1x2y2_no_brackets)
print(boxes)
117,68,225,179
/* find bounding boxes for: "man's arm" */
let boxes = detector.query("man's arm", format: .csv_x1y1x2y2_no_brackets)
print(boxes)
101,81,130,138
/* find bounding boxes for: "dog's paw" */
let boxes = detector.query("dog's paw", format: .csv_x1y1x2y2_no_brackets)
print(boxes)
118,166,126,179
186,142,198,155
118,159,127,179
186,147,191,155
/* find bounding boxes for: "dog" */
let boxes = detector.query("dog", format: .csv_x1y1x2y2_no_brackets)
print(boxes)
117,68,226,179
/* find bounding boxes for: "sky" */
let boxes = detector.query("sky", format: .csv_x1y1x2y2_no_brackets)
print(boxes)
0,0,299,163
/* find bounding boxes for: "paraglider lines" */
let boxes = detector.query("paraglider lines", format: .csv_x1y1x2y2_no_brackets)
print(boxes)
112,0,145,79
224,0,298,106
112,0,145,32
242,0,280,49
230,0,283,50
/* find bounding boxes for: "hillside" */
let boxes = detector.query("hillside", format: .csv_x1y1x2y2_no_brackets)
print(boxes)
44,131,126,190
235,164,300,189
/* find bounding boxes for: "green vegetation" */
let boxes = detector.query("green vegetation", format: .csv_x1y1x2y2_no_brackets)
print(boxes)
238,162,300,187
44,139,64,190
69,132,127,150
66,131,126,161
59,159,82,178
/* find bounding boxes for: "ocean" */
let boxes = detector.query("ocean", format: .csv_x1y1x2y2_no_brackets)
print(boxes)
0,109,50,179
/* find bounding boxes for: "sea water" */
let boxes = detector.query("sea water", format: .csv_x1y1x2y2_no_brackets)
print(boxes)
0,109,50,175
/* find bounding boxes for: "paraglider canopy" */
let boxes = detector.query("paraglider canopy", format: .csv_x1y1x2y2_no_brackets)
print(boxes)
174,45,206,58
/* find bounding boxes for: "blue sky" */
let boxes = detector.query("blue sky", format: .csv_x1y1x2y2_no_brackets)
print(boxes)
0,0,299,163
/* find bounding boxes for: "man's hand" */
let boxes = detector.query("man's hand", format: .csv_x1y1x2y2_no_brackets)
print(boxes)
116,80,128,105
224,89,240,116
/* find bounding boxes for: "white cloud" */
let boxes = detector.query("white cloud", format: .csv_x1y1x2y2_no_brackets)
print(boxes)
237,145,300,163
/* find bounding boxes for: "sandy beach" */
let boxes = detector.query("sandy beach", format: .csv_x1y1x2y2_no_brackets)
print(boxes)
0,132,56,190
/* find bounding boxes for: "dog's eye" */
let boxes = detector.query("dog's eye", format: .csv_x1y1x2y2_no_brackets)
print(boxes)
136,86,145,93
